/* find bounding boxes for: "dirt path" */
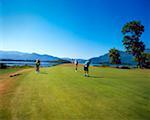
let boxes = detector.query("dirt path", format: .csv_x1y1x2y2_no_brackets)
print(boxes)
0,68,32,94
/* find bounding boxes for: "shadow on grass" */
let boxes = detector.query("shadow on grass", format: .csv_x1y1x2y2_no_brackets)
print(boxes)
40,72,48,74
88,75,104,78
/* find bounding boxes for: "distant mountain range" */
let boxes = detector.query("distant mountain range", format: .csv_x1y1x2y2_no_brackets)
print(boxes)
90,51,135,65
90,49,150,65
62,58,86,64
0,49,150,65
0,51,60,61
144,49,150,53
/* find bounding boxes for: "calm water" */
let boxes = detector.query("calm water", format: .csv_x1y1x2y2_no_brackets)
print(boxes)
0,61,136,68
0,61,59,67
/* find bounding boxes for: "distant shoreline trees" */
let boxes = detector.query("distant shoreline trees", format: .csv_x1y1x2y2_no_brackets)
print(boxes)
0,63,7,69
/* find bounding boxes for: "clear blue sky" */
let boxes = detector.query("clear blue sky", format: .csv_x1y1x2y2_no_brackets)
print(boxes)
0,0,149,59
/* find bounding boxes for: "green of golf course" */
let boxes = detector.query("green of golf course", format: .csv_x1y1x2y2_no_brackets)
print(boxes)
0,64,150,120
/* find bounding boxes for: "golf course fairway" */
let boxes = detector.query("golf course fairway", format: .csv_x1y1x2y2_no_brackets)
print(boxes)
0,64,150,120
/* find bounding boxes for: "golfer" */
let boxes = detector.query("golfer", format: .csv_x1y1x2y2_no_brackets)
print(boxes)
84,60,91,77
35,59,40,73
74,59,78,72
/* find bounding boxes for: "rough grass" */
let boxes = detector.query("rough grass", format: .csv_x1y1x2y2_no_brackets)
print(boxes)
0,68,21,75
0,64,150,120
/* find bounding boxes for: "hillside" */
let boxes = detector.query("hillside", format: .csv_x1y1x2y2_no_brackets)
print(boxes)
0,51,60,61
90,49,150,65
0,49,149,65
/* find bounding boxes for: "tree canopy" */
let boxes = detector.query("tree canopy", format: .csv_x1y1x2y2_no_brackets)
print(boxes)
109,48,121,64
122,21,145,68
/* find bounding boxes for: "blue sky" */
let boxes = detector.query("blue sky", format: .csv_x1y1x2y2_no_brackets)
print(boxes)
0,0,149,59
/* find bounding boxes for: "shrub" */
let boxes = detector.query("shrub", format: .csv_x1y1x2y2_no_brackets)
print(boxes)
117,65,130,69
0,63,7,69
101,64,109,67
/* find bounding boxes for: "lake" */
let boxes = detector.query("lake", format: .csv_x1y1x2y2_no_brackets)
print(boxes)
0,60,59,67
0,61,137,68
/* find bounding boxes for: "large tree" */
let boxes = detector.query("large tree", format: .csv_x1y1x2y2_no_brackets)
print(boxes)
122,21,145,68
109,48,121,64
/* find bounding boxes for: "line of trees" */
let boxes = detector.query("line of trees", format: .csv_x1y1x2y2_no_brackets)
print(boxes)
109,20,150,68
0,63,7,69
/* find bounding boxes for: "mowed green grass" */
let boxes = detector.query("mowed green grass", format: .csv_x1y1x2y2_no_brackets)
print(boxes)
0,64,150,120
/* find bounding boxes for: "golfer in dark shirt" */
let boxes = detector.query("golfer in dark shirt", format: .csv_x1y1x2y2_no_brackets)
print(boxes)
35,59,40,73
84,60,90,77
74,59,78,72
